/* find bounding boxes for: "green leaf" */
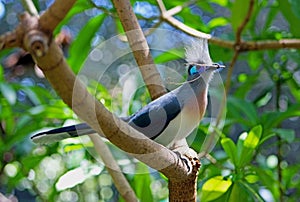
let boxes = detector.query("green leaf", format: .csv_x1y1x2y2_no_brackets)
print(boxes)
230,0,251,32
244,174,259,184
208,17,228,29
201,176,232,201
221,137,238,166
22,87,42,105
263,4,279,32
115,18,125,34
273,128,295,143
287,78,300,102
238,180,265,202
154,48,184,64
244,125,262,149
237,125,262,167
0,65,3,81
227,97,258,126
247,52,264,70
210,0,228,6
252,167,280,199
179,7,210,33
68,14,106,73
0,99,14,135
132,162,153,202
210,44,233,62
290,0,300,19
228,182,249,202
54,0,94,34
261,104,300,134
0,83,17,105
196,1,214,13
277,0,300,37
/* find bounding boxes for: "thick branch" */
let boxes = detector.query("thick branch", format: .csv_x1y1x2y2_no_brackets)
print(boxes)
112,0,167,100
0,30,20,50
10,1,138,199
39,0,76,33
29,40,189,179
17,1,189,177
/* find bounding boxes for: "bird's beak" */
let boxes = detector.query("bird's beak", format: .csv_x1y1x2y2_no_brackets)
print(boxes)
205,63,226,71
187,63,225,73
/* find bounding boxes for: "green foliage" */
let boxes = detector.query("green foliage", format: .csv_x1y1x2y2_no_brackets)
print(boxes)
131,162,153,201
201,176,232,201
68,14,106,73
230,0,251,32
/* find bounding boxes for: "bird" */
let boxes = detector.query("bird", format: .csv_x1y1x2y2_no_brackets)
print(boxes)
31,39,225,147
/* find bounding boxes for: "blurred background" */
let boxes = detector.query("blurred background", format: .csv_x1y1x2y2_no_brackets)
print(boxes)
0,0,299,201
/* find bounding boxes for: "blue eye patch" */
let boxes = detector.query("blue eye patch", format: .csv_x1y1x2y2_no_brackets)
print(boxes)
188,65,205,75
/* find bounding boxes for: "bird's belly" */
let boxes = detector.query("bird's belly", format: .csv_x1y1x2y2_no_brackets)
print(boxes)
154,104,202,147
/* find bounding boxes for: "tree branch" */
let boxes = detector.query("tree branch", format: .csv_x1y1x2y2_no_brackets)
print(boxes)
39,0,76,33
21,0,38,16
235,0,255,45
0,1,139,200
112,0,167,100
0,30,20,50
240,39,300,51
10,0,190,181
157,0,300,51
30,39,189,178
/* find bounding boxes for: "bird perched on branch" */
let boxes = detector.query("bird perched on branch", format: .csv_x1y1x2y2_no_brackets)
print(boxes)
31,39,224,147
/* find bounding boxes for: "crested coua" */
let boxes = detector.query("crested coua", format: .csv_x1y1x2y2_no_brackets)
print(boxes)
31,39,225,147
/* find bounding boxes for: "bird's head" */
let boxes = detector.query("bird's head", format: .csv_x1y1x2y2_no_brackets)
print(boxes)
185,39,225,83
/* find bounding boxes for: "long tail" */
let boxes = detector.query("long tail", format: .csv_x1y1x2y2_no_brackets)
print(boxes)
31,123,96,144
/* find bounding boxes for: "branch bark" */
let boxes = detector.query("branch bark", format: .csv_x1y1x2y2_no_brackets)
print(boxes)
16,0,190,180
112,0,167,100
0,1,198,200
157,0,300,51
9,1,138,201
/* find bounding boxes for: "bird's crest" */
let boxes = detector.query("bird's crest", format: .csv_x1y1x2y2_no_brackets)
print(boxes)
185,39,213,65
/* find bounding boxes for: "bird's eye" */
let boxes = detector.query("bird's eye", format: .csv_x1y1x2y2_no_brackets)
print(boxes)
188,65,197,75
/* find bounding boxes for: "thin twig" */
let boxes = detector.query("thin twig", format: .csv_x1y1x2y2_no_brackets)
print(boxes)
235,0,255,44
226,0,254,91
157,0,300,51
21,0,39,16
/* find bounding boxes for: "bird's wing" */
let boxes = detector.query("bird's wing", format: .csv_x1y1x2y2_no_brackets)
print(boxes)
31,92,182,144
128,91,181,139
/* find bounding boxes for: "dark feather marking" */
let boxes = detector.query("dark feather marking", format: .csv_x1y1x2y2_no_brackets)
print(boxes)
129,93,181,139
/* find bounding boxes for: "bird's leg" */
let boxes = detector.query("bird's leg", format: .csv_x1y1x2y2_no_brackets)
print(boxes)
170,139,199,174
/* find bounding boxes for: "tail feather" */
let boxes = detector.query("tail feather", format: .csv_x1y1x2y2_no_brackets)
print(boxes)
31,123,96,144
